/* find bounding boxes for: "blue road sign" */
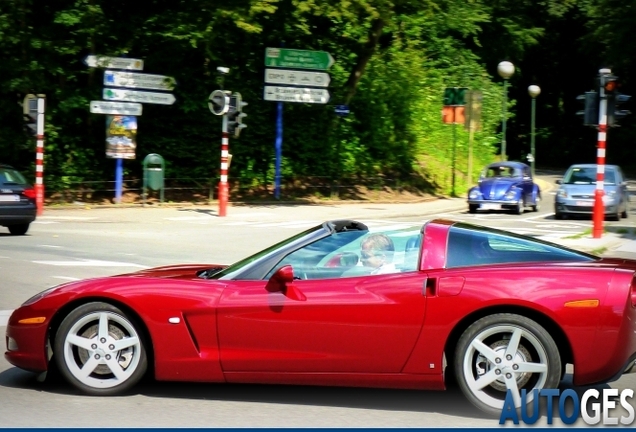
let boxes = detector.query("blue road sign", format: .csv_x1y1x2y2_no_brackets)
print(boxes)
334,105,350,116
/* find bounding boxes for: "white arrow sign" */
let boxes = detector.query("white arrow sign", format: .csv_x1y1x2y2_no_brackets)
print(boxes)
90,101,143,115
264,69,330,88
104,71,176,91
103,88,176,105
263,86,330,104
84,55,144,70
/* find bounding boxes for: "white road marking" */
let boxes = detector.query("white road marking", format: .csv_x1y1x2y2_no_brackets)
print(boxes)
32,259,147,268
0,310,12,327
38,244,62,248
33,221,59,224
164,216,212,221
51,276,81,281
38,216,97,221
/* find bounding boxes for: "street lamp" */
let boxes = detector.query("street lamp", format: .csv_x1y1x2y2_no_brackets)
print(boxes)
497,61,515,161
528,84,541,178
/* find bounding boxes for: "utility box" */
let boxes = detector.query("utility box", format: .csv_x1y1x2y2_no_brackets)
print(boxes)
142,153,165,206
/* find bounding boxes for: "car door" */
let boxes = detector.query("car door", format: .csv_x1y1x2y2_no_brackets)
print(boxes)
216,272,427,374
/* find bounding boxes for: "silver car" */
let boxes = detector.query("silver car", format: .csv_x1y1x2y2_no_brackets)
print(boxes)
554,164,629,220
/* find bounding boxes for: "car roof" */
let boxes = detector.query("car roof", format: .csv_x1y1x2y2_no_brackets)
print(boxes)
568,164,620,169
486,161,528,169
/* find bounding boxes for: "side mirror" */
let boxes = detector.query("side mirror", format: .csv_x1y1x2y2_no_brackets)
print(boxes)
265,265,306,301
556,179,562,185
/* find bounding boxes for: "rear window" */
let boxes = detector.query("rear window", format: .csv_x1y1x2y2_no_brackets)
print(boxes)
446,224,597,268
0,167,27,186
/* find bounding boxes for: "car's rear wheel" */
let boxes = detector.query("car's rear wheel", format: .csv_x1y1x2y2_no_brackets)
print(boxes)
468,204,478,214
454,314,561,416
621,201,628,218
8,223,30,235
532,196,540,212
54,302,147,396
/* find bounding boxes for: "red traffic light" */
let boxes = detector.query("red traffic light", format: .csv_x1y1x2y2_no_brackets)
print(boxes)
605,81,617,92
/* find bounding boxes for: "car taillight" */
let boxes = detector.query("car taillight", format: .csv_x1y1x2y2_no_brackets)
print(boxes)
22,188,36,199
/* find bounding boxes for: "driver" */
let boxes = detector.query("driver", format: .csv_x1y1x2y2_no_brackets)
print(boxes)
360,233,397,275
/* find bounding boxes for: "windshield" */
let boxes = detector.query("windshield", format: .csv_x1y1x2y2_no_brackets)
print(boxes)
207,224,326,279
483,165,520,179
564,167,616,185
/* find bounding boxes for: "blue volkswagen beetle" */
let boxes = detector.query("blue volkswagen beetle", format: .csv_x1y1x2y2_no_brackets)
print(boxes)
467,161,541,214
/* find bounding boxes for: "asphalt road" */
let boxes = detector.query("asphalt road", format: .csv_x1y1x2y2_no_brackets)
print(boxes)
1,174,635,427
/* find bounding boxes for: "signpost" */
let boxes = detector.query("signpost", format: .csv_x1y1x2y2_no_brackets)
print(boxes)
265,48,335,70
90,101,143,115
264,68,330,87
103,71,176,91
264,86,330,104
334,105,350,117
84,55,144,70
103,88,176,105
264,47,335,199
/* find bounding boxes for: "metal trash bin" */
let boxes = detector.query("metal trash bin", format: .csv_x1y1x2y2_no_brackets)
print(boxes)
142,153,165,206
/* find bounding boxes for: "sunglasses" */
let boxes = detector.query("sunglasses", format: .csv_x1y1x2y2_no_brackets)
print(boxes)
361,250,383,260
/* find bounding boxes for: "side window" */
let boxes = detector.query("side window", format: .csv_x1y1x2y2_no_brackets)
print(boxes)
447,225,595,268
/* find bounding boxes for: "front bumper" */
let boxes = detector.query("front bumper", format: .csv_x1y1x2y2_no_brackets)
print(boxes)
468,199,521,210
555,201,620,215
4,308,51,373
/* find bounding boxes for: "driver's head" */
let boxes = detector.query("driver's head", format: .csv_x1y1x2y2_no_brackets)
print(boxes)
360,233,394,268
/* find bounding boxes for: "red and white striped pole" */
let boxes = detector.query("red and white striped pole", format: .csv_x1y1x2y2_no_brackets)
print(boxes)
593,69,610,238
218,115,229,217
35,95,46,216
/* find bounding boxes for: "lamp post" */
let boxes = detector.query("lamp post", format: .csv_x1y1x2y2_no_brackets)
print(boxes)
497,61,515,161
528,85,541,178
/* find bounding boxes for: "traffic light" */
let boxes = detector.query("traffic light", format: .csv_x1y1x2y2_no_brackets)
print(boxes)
603,75,631,126
576,91,598,126
23,94,38,136
607,93,631,127
208,89,230,115
228,92,247,137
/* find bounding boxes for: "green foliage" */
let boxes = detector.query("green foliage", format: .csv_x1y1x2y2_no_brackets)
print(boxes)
2,0,635,200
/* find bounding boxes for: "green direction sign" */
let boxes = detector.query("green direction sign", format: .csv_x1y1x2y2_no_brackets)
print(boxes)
265,47,335,70
443,87,468,106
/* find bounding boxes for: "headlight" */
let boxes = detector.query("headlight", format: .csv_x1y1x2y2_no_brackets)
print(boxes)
504,189,518,200
22,284,65,306
557,189,568,199
469,190,481,199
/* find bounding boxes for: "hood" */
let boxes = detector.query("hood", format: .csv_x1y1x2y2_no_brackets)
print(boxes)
478,178,518,200
126,263,228,280
561,183,617,197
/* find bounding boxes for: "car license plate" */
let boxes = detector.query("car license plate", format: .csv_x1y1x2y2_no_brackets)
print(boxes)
0,195,19,202
480,203,501,210
575,201,593,206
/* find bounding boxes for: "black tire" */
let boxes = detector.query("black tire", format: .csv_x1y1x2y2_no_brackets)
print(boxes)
468,204,478,214
8,223,30,235
531,196,541,212
54,302,148,396
514,200,524,215
454,313,561,416
621,202,628,219
554,211,564,220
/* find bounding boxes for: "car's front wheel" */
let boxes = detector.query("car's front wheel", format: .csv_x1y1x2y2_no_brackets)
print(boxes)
468,204,478,214
54,302,148,396
454,314,561,416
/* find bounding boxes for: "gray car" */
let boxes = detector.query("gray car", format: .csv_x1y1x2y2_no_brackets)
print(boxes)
0,163,37,235
554,163,629,220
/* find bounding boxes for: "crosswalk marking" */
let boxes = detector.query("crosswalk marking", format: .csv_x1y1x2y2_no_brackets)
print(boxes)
33,259,147,268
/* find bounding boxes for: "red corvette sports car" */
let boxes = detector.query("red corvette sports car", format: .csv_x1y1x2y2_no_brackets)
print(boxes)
5,218,636,415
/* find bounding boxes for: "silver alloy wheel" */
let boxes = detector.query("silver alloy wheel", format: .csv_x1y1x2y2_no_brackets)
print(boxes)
461,324,549,411
62,311,142,389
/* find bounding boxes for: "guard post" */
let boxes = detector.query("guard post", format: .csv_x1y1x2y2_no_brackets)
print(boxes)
142,153,165,206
